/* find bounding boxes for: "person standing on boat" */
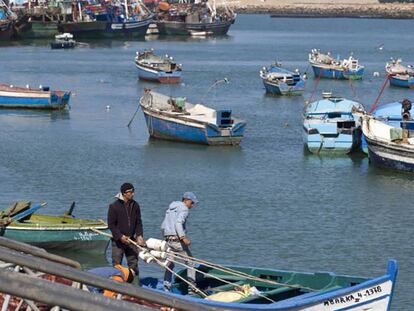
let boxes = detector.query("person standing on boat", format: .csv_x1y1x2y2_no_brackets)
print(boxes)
108,183,146,277
161,192,198,294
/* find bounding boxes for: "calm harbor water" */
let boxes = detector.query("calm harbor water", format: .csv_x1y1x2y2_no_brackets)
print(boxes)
1,15,413,309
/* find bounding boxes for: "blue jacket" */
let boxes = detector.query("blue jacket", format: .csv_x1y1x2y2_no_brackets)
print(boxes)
161,201,189,238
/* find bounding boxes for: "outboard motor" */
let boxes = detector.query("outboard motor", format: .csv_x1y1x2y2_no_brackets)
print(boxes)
401,99,412,121
216,110,233,127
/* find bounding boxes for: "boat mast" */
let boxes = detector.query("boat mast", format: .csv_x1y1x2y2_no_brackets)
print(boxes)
124,0,129,19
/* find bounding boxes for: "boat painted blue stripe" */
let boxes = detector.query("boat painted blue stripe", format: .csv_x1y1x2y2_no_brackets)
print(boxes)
0,96,50,105
144,112,209,144
159,261,396,310
389,76,414,88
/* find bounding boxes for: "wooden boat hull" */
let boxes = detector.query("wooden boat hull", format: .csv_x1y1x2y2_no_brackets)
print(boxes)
0,214,110,250
1,228,109,249
140,260,397,310
262,78,304,96
366,135,414,171
50,41,76,49
58,16,152,38
156,18,234,36
0,85,70,110
362,114,414,171
141,107,245,145
135,63,181,84
0,20,14,40
389,75,414,88
303,127,361,154
311,64,364,80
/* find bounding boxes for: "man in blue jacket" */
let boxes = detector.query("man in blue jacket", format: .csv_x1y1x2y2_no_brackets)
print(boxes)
161,192,198,294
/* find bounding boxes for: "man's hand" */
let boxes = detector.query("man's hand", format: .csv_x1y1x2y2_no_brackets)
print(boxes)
120,235,130,245
136,235,146,247
181,237,191,246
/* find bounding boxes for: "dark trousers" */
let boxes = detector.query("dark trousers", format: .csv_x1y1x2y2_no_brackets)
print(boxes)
111,240,139,276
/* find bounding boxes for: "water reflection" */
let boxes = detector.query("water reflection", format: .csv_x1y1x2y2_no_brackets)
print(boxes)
0,109,70,122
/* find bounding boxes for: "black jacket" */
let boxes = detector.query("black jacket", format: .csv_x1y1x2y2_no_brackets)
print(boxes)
107,198,143,242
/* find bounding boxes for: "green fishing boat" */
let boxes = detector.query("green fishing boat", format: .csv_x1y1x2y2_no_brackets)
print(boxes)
0,201,109,250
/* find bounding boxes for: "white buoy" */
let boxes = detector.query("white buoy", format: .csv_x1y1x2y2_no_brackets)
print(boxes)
139,251,155,264
373,72,380,77
149,250,167,260
106,105,111,110
146,238,168,251
303,73,308,80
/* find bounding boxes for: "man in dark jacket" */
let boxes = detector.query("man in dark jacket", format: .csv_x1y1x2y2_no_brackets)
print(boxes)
107,183,146,276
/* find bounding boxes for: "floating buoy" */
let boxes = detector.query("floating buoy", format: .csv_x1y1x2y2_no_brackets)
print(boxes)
106,105,111,110
303,73,308,80
146,238,168,251
373,72,380,77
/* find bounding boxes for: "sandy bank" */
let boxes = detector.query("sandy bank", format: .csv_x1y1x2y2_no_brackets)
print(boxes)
217,0,414,19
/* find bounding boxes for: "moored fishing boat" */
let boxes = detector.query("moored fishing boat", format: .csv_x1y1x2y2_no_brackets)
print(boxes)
135,49,182,83
58,2,153,38
0,0,15,40
259,62,305,96
139,89,246,145
385,58,414,88
361,108,414,172
309,49,364,80
0,201,110,249
303,92,365,154
139,260,398,310
156,1,236,36
0,84,71,109
361,99,414,154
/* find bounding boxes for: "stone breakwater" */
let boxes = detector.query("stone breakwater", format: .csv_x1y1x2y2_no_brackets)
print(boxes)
220,3,414,19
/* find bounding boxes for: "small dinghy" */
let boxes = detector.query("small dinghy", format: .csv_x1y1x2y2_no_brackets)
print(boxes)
303,92,365,154
385,58,414,88
139,89,246,145
50,33,76,49
259,62,305,96
309,49,364,80
0,201,109,250
0,84,71,109
135,49,182,84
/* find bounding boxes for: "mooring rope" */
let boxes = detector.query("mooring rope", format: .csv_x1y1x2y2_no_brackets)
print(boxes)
91,230,315,295
370,75,390,113
91,229,207,297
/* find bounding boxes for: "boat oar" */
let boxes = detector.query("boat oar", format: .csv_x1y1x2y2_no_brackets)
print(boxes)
91,229,207,298
11,202,47,223
64,201,76,217
127,105,140,128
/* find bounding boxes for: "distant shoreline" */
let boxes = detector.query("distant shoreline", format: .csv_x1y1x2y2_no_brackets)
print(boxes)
219,3,414,19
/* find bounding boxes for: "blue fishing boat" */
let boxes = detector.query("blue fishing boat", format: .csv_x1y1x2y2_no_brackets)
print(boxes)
135,49,182,84
362,112,414,172
0,84,71,109
139,89,246,145
138,260,398,310
259,62,305,96
385,58,414,88
309,49,364,80
303,92,365,154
